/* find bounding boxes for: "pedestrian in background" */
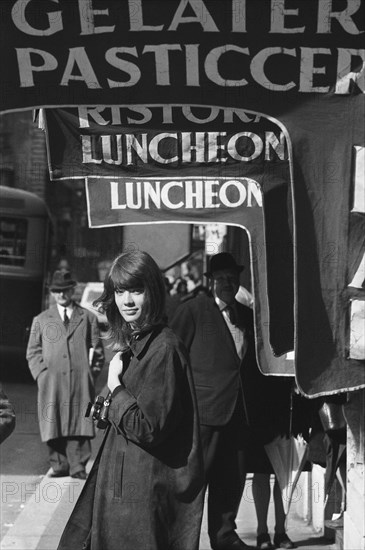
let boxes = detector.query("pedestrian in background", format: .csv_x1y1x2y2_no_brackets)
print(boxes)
26,270,104,479
58,251,204,550
242,364,298,549
171,252,255,550
0,384,16,444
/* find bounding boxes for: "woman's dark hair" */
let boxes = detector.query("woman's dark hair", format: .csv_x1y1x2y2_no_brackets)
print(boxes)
94,251,166,350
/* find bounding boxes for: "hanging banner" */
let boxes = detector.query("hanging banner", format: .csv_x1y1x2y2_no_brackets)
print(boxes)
86,177,263,226
1,0,364,113
43,106,288,180
1,0,364,396
42,104,295,374
84,174,294,377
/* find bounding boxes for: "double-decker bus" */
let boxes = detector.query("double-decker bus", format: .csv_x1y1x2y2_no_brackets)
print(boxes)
0,186,51,377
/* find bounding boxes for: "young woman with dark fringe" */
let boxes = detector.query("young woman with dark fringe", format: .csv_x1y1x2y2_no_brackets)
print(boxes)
58,250,204,550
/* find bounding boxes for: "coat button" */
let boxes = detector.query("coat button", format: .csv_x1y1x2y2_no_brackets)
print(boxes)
63,354,67,358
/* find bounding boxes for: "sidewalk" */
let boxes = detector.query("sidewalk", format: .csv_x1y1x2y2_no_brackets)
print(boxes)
201,473,335,550
1,466,336,550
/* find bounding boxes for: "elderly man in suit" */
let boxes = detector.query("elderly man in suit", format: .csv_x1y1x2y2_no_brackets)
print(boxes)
27,270,104,480
171,252,255,550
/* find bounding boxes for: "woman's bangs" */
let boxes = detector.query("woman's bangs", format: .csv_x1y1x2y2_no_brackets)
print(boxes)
110,263,144,292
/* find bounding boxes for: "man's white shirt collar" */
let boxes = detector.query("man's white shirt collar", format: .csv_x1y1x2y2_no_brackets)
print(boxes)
215,296,229,311
57,303,74,320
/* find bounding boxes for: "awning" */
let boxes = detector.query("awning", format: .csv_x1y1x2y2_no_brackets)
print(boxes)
1,0,364,396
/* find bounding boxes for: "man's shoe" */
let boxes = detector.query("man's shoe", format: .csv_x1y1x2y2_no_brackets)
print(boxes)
324,513,344,530
257,533,274,549
273,533,296,549
71,471,87,480
212,535,255,549
48,470,69,478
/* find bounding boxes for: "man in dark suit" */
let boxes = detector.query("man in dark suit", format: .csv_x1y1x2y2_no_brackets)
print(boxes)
27,270,104,480
170,253,255,550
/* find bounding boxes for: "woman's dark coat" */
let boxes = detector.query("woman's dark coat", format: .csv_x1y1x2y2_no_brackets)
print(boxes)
58,326,204,550
242,355,310,473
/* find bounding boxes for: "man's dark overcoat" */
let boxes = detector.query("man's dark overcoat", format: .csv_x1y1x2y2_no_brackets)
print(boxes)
26,303,104,442
57,326,204,550
170,294,255,426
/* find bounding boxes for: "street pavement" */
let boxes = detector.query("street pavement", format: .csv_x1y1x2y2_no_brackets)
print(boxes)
1,431,337,550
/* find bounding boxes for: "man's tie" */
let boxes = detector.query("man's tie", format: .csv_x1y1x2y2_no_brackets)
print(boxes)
63,308,69,327
225,305,237,326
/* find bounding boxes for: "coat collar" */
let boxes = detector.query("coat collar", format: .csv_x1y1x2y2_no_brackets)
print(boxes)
129,325,165,359
47,302,85,337
66,304,85,338
211,298,244,362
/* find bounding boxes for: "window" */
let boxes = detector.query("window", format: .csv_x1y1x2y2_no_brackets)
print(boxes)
0,217,27,266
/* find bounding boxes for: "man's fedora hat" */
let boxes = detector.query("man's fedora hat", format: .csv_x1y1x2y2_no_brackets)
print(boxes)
204,252,244,277
49,270,77,291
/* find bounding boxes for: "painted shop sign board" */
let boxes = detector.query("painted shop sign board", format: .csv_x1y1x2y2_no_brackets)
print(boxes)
1,0,364,112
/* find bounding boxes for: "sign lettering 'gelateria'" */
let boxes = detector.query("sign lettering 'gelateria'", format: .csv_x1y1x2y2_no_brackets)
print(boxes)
10,0,363,36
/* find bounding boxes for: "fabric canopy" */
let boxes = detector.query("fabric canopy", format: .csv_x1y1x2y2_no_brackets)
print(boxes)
1,0,364,396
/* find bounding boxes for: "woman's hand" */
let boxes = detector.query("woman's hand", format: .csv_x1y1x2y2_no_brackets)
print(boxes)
107,352,123,393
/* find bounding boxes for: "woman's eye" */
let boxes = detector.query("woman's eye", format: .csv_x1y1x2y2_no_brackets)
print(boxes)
131,289,143,295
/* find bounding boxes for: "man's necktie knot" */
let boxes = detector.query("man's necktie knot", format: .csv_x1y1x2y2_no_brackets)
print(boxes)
63,308,69,326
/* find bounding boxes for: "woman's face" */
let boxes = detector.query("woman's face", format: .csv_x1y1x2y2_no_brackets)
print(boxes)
114,287,145,324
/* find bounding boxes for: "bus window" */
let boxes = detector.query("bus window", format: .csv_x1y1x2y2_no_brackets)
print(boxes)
0,217,27,266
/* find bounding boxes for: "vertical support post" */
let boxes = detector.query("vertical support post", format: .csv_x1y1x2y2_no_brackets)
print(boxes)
344,390,365,550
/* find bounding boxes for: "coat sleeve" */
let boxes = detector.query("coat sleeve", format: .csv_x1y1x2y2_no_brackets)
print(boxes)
109,343,185,448
170,302,196,353
0,386,16,444
26,316,46,380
